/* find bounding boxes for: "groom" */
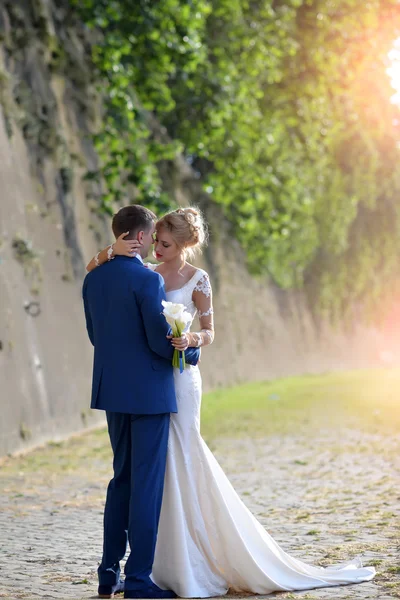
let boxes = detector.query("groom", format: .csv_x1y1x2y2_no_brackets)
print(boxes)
82,205,200,599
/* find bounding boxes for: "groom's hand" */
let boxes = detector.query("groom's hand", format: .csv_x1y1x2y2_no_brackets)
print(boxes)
167,333,189,351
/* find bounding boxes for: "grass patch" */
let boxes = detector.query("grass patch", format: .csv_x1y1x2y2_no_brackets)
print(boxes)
1,368,399,477
200,368,400,440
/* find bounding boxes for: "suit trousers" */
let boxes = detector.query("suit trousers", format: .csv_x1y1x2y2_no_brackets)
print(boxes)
98,411,170,590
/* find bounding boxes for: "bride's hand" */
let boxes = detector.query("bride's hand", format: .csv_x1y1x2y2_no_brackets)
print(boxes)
113,232,142,257
167,333,189,351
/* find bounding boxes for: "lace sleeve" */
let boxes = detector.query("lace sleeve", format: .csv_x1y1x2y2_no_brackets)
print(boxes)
189,273,214,347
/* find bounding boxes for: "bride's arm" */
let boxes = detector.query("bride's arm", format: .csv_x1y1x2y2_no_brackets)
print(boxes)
190,274,214,347
171,273,214,350
86,233,142,272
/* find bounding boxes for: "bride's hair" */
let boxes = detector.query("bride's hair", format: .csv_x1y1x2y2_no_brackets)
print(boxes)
156,207,208,260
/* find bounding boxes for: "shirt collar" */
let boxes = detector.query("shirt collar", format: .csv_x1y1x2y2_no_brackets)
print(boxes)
134,253,144,265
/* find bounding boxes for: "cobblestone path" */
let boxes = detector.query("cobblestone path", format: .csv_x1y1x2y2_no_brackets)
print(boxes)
1,423,399,599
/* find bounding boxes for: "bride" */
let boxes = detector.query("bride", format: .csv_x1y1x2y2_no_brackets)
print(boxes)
87,206,375,597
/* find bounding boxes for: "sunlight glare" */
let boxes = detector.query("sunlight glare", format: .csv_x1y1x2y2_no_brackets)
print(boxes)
387,38,400,105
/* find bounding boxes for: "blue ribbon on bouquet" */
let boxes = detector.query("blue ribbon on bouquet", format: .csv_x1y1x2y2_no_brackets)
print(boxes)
179,351,184,374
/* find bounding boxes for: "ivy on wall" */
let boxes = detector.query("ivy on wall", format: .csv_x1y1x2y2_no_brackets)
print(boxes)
74,0,400,319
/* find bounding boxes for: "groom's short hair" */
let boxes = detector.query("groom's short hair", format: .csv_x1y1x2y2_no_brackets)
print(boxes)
112,205,157,239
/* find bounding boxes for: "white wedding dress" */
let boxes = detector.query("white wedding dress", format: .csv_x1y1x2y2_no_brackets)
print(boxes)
147,265,375,597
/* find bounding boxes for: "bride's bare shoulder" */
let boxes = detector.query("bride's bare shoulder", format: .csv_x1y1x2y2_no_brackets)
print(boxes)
186,264,208,279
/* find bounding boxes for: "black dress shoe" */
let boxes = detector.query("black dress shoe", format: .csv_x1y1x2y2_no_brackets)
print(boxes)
98,579,125,598
124,582,176,599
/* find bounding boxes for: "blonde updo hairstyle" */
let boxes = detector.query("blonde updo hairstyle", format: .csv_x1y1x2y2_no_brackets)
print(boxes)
156,207,208,261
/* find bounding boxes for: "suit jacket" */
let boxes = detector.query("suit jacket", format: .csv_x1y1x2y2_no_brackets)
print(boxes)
82,256,200,414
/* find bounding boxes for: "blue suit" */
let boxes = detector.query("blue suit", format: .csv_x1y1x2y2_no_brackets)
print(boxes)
82,255,200,591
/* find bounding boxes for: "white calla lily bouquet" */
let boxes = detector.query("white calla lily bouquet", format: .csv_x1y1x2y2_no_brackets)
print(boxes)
162,300,192,373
